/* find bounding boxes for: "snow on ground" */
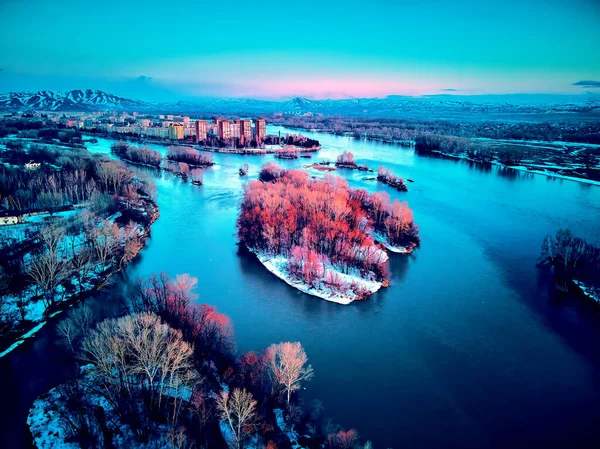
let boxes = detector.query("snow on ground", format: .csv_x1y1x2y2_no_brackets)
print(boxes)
253,251,382,305
371,232,412,254
0,321,47,358
28,365,187,449
430,149,600,186
473,137,600,149
506,165,600,186
28,386,80,449
25,209,80,224
574,280,600,303
274,408,306,449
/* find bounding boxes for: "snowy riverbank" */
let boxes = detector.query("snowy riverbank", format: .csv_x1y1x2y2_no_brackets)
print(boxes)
0,200,159,359
573,280,600,303
253,251,383,305
371,232,414,254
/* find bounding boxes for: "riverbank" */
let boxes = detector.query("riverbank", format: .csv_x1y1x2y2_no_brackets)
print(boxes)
574,280,600,303
252,250,383,305
424,149,600,185
200,144,321,154
372,232,415,254
0,198,159,359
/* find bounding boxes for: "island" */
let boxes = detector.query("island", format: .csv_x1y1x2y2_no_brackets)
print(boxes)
110,141,211,182
377,166,408,191
237,163,420,303
335,151,370,171
540,229,600,303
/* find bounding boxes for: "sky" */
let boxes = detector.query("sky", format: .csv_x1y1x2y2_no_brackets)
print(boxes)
0,0,599,100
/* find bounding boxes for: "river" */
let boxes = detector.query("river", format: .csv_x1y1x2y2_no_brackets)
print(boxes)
2,127,600,449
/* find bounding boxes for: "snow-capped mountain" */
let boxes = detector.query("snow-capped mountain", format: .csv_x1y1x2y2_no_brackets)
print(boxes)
0,89,148,111
1,89,599,118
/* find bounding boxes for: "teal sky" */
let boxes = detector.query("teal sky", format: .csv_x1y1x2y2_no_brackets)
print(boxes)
1,0,599,100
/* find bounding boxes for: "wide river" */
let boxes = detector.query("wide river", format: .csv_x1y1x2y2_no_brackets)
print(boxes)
2,127,600,449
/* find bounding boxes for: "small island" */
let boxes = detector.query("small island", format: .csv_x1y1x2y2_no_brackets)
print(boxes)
377,166,408,192
335,151,370,171
237,163,420,303
540,229,600,303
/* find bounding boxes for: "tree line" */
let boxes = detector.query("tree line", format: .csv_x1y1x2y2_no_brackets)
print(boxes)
238,164,420,293
167,146,215,167
269,115,600,144
110,141,162,167
0,142,158,343
41,272,374,449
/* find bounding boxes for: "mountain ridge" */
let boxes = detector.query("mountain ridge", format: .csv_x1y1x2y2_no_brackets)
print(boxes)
1,89,599,118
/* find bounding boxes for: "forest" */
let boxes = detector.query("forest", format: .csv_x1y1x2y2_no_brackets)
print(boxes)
237,164,419,299
29,272,375,449
0,142,159,352
269,115,600,144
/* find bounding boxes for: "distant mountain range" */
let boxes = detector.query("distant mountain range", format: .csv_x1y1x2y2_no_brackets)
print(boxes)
1,89,599,119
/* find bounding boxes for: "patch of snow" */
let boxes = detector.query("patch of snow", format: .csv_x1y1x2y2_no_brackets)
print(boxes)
371,232,412,254
0,321,47,358
253,250,382,305
27,386,79,449
506,165,600,186
573,280,600,303
274,408,305,449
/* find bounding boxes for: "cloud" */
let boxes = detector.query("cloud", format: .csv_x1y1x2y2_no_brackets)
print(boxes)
572,80,600,88
136,75,152,82
441,88,458,92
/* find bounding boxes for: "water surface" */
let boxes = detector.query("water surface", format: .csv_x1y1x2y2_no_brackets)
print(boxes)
2,128,600,449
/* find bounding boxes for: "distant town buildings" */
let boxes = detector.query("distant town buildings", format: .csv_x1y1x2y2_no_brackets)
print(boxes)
240,119,252,141
255,119,266,142
195,120,207,141
219,120,232,139
169,123,184,140
3,108,269,144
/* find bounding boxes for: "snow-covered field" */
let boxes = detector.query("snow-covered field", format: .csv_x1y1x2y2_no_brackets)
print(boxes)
506,165,600,186
254,251,382,305
429,150,600,186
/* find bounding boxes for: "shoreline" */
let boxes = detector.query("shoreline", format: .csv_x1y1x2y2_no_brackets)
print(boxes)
371,232,414,254
83,132,322,155
426,150,600,186
0,199,159,359
267,125,600,186
251,249,382,305
198,145,321,154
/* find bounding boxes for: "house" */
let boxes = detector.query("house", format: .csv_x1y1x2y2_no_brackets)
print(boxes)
0,210,24,226
25,160,41,170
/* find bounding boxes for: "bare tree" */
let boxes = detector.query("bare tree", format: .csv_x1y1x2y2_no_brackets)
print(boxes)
28,226,69,306
81,313,198,429
216,388,257,449
264,342,314,405
89,219,121,270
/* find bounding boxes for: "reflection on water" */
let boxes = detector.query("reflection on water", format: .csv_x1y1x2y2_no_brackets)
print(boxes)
1,127,600,449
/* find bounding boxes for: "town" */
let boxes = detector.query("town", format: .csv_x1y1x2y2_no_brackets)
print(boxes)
2,109,321,152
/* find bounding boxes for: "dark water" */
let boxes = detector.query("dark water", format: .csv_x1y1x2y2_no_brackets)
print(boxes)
2,128,600,449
